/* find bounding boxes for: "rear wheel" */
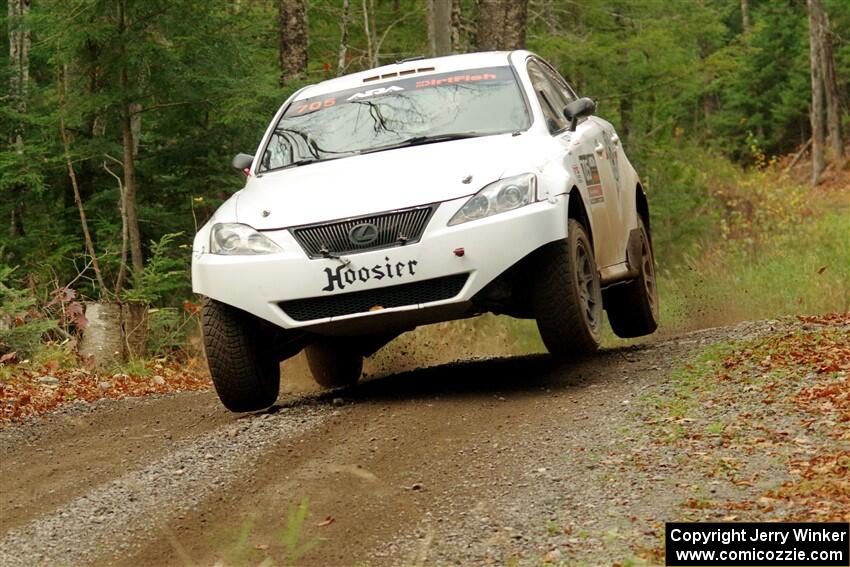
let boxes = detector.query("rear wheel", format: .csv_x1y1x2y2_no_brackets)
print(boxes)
605,217,659,338
532,219,603,356
305,339,363,388
202,297,280,412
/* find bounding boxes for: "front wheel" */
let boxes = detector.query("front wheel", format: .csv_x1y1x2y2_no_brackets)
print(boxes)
532,219,603,357
305,340,363,389
604,217,659,338
202,297,280,412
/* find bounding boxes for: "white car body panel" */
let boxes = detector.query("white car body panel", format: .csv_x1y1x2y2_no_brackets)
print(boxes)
234,133,543,231
192,50,645,334
194,196,567,329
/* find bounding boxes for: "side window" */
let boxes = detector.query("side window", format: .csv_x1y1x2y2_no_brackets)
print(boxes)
263,135,293,170
540,65,577,107
527,60,568,134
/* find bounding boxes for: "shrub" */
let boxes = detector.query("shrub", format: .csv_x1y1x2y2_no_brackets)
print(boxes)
0,265,56,357
122,232,190,304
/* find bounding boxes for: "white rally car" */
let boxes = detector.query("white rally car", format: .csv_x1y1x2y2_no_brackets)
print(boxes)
193,51,658,412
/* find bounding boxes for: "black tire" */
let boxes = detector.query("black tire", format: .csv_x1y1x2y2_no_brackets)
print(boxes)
202,297,280,412
532,219,603,356
305,340,363,389
605,217,659,338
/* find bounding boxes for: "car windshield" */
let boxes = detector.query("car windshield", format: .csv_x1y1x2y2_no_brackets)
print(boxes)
258,66,530,172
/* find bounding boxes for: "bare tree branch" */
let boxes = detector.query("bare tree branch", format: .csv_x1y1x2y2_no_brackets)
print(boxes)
57,64,109,297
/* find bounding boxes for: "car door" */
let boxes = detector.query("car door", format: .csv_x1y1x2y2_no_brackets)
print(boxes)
593,117,629,259
528,59,623,267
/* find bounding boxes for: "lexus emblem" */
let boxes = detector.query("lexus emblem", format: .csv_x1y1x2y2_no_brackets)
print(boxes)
348,222,379,246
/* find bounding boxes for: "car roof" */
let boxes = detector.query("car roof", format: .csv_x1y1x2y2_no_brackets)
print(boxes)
296,51,525,99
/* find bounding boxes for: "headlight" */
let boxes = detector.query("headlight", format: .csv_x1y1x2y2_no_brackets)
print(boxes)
448,173,536,226
210,223,282,255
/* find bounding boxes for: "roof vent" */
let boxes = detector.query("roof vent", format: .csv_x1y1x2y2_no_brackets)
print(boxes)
362,66,436,83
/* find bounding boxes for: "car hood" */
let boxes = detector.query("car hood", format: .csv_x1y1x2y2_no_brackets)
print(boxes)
234,133,538,229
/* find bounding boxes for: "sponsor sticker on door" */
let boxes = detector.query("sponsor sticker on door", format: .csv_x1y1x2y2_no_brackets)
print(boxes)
579,154,604,204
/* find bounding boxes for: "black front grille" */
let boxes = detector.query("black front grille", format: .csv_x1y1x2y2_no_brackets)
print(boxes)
291,205,434,258
280,274,468,322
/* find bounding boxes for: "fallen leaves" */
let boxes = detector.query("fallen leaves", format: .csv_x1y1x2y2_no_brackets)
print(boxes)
683,498,715,510
717,320,849,518
0,356,211,423
768,452,850,522
798,312,850,326
720,320,850,377
796,374,850,424
641,313,849,528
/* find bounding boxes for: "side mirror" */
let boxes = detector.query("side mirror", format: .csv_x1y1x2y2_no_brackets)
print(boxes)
231,153,254,175
563,98,596,131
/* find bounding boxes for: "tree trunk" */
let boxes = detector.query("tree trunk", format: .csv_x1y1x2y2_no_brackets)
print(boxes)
477,0,527,51
7,186,25,245
362,0,377,67
7,0,30,134
812,1,844,163
477,0,499,50
740,0,750,32
450,0,462,51
130,102,142,156
115,187,129,295
428,0,452,56
278,0,307,86
79,302,125,368
807,0,826,184
79,300,148,368
336,0,350,75
427,0,435,55
118,0,144,275
121,103,144,275
7,0,31,246
503,1,527,49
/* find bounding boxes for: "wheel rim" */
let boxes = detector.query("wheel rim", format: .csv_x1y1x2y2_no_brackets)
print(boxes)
576,241,601,330
641,235,658,316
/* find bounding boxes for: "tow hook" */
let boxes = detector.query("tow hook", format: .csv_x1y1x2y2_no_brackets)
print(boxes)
320,247,351,267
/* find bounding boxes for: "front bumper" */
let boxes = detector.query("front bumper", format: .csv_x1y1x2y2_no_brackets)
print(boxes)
192,195,567,330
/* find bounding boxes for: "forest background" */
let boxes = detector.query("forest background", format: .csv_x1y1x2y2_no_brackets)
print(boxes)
1,0,848,369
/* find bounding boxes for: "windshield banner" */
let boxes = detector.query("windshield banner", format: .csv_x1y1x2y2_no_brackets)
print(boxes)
283,66,516,117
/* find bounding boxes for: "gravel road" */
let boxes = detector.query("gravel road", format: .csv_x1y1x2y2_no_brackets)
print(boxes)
0,320,804,566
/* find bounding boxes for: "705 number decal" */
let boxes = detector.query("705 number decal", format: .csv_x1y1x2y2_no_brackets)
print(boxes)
295,98,336,114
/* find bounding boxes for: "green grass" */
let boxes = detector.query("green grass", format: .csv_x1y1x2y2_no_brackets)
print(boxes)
639,341,733,423
29,343,78,369
658,203,849,334
0,364,17,382
170,497,319,567
0,342,78,382
114,357,152,377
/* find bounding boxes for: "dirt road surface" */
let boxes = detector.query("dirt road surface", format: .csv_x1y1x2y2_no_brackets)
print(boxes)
0,319,834,566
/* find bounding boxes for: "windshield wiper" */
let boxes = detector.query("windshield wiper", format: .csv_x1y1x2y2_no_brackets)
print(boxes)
359,132,487,155
289,157,320,167
261,155,347,174
260,133,487,173
260,157,320,174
